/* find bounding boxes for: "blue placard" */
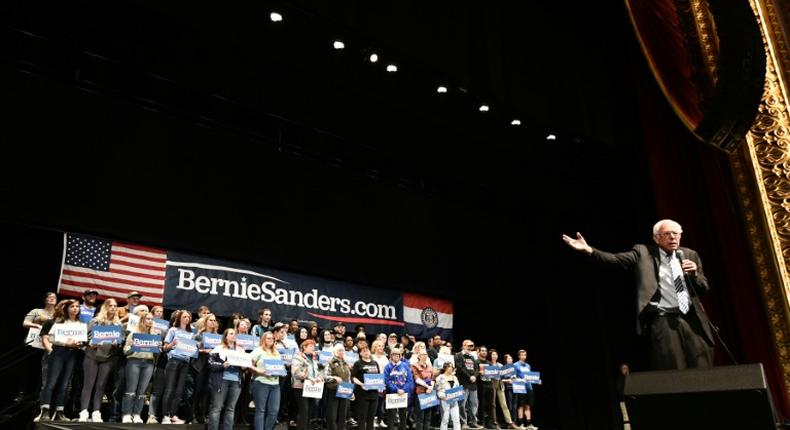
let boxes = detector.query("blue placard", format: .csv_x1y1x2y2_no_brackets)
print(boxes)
336,381,354,399
174,337,199,358
202,333,222,349
344,351,359,366
319,350,333,365
153,318,170,333
445,386,465,404
263,358,287,376
91,325,123,344
499,364,515,378
363,373,385,391
482,364,501,379
524,371,541,385
79,306,96,324
418,392,439,409
512,380,527,394
278,347,296,365
236,334,259,351
131,333,162,353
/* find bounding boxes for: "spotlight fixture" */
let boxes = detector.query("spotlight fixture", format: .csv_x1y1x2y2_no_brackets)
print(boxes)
510,119,521,126
270,12,283,22
369,53,379,63
333,40,345,50
386,64,398,72
546,134,557,140
437,86,448,93
479,104,490,112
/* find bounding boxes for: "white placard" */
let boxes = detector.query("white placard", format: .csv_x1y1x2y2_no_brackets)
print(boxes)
224,350,253,368
127,314,140,329
437,353,455,366
386,393,409,409
26,327,44,349
53,323,88,343
302,380,325,399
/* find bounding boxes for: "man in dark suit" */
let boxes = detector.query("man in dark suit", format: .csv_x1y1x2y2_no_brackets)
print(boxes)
562,219,714,370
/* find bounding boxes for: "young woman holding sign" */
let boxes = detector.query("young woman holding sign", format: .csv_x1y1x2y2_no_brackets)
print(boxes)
161,309,194,424
412,350,437,430
78,298,121,423
250,331,283,430
351,343,379,430
325,343,352,430
435,362,461,430
193,313,220,424
207,328,247,430
36,299,85,422
121,311,157,423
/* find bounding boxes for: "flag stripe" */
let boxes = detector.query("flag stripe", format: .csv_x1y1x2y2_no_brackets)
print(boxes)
61,280,163,300
113,243,166,258
63,267,165,288
109,261,167,276
111,252,167,265
402,292,453,314
61,274,164,297
403,307,453,329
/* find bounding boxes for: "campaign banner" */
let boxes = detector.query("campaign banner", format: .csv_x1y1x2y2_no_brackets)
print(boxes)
163,251,453,339
524,371,542,385
25,327,44,349
363,373,385,391
482,364,501,380
302,380,324,399
499,364,515,379
202,333,222,349
336,382,354,399
278,347,296,365
131,333,162,353
386,393,408,409
418,392,439,409
225,350,252,367
512,380,527,394
344,351,359,366
53,323,88,343
445,386,465,404
319,350,333,365
91,325,123,344
263,358,287,376
236,334,259,352
153,318,170,333
174,338,199,358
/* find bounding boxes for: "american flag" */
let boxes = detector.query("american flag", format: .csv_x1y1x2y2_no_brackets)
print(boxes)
58,233,166,305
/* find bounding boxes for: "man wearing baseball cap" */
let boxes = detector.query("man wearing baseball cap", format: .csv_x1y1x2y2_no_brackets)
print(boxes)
79,289,99,324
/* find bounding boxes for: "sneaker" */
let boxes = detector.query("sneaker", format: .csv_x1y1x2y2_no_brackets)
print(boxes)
347,418,358,426
35,407,51,422
525,426,538,430
380,420,388,428
78,409,90,422
133,415,144,423
249,400,256,408
146,415,159,424
170,415,185,424
91,410,103,423
122,415,133,423
53,411,69,421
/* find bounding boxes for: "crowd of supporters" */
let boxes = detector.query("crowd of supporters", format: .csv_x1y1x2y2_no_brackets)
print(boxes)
21,290,539,430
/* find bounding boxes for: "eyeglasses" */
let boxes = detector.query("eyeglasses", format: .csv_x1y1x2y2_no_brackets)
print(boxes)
657,231,682,238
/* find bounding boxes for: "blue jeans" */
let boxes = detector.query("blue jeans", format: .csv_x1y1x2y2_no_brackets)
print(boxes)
208,379,242,430
122,359,154,416
459,388,478,425
40,347,79,409
252,381,281,430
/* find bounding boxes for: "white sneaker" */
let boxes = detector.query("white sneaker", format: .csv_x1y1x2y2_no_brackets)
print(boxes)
161,416,172,424
78,409,90,422
133,415,144,423
146,415,159,424
526,426,538,430
122,415,133,423
170,415,185,424
91,410,103,423
249,400,255,408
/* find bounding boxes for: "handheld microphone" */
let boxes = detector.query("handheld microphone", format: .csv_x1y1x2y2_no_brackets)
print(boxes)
675,249,685,262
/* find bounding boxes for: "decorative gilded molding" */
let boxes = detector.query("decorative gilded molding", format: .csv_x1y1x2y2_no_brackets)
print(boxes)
732,0,790,401
689,0,720,86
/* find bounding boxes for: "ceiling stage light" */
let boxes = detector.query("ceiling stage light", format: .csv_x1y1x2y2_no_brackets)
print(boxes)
270,12,283,22
333,41,345,50
386,64,398,72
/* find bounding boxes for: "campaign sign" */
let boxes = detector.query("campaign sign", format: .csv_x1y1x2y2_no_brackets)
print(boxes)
153,318,170,333
278,347,296,365
344,351,359,366
236,334,259,352
437,353,455,366
131,333,162,353
363,373,385,391
263,358,287,376
418,392,439,410
499,364,515,379
302,380,324,399
79,307,95,324
386,393,408,409
512,380,527,394
225,350,253,368
175,338,199,358
91,325,122,344
202,333,222,349
319,350,333,365
53,323,88,343
336,382,354,399
26,327,44,349
482,364,501,380
524,371,542,385
127,314,140,329
445,386,465,404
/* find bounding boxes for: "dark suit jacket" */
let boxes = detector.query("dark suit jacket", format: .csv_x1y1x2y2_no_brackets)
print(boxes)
590,244,714,345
